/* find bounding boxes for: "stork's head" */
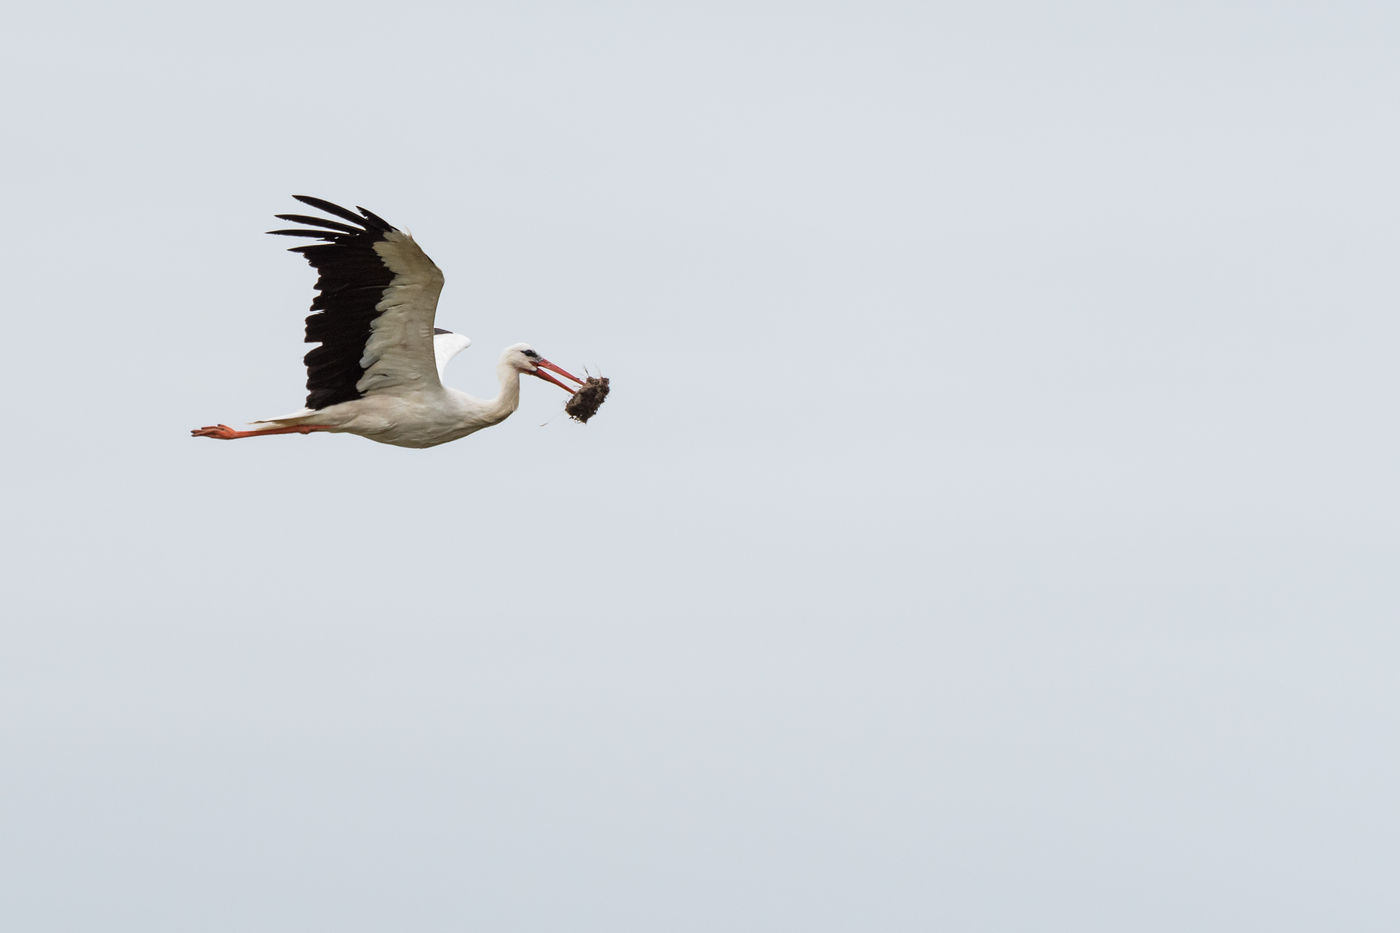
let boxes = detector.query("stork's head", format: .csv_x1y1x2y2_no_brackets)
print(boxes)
505,343,585,394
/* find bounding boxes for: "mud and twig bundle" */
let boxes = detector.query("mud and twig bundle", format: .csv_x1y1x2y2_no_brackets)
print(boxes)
565,377,610,423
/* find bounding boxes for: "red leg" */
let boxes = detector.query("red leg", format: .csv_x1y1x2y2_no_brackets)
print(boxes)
190,423,333,439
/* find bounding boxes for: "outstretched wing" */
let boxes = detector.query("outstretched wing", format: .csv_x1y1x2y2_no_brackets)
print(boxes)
269,196,446,410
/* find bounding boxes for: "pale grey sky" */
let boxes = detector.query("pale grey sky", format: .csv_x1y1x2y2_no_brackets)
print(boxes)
3,1,1398,930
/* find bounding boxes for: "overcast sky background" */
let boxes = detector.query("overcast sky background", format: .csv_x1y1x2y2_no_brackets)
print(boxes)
3,1,1397,930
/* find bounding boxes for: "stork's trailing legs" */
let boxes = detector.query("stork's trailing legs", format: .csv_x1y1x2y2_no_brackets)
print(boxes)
190,423,332,440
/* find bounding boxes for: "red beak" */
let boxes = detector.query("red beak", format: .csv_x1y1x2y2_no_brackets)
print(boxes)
531,358,586,394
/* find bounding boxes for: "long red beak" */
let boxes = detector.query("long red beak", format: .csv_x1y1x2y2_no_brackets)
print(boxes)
531,358,586,394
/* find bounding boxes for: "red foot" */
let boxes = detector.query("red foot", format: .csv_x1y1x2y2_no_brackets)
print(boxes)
190,423,332,439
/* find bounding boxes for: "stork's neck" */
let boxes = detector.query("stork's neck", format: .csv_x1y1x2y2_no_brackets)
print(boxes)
478,358,523,424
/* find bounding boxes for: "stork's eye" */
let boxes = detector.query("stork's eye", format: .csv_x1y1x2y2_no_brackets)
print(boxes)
523,349,539,359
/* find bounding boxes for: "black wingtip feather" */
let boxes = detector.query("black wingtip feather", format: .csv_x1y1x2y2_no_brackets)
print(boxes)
274,213,363,234
292,195,372,227
356,206,393,231
267,228,343,240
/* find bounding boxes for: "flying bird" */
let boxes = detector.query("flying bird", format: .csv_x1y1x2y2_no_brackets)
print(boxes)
191,195,585,448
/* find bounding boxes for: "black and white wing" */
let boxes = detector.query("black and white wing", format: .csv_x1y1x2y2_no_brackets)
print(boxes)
268,196,446,410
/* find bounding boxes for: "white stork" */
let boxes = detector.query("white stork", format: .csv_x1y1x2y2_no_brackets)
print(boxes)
191,195,585,449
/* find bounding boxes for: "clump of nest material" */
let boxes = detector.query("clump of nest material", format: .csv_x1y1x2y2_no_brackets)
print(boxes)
565,376,610,423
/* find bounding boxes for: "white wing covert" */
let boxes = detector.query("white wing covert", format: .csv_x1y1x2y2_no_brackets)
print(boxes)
432,329,473,381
